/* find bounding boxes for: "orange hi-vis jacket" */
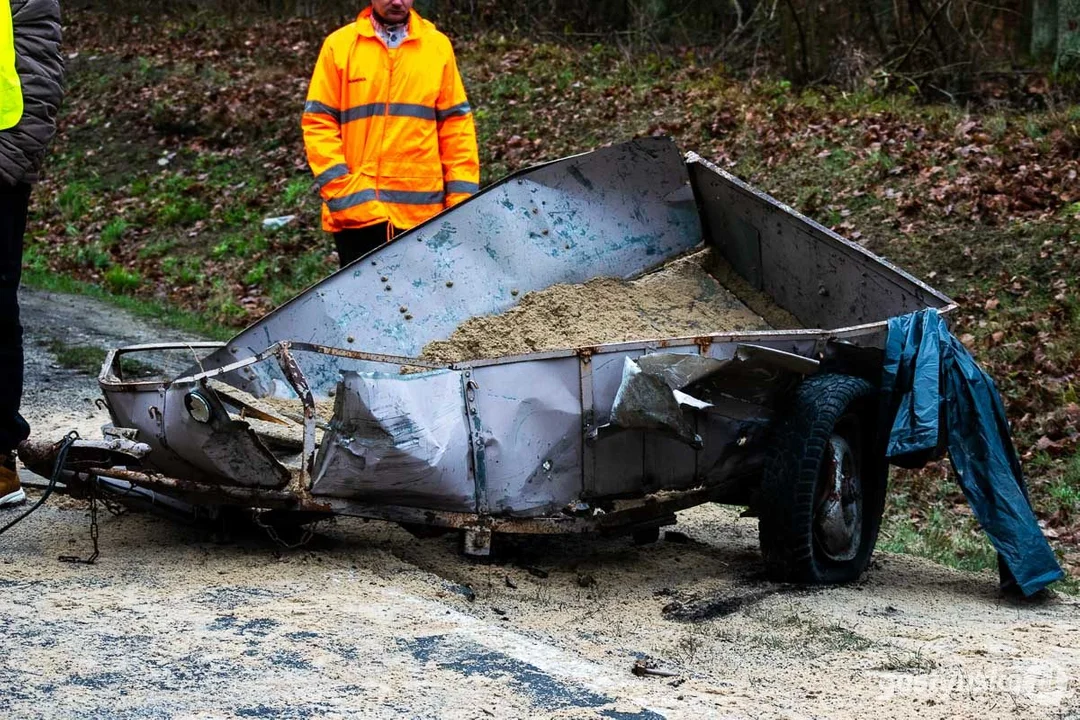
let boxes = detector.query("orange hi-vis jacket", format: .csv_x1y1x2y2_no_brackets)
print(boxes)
302,8,480,233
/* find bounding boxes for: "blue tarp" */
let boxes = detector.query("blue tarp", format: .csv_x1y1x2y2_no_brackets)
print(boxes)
882,309,1064,597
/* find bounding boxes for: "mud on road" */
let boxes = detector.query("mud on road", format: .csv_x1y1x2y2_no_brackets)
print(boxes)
2,288,1078,719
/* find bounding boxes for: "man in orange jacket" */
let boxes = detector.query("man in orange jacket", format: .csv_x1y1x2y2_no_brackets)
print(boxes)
302,0,480,268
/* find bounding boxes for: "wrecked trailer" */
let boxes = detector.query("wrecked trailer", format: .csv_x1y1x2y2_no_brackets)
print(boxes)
22,137,954,583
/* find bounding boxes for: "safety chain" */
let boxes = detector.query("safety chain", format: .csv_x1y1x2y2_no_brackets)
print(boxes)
59,476,100,565
253,511,316,550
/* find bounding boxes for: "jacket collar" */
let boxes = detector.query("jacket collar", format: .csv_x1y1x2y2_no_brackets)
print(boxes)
356,7,424,41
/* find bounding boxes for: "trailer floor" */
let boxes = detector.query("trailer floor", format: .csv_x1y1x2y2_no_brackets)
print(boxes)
2,288,1078,720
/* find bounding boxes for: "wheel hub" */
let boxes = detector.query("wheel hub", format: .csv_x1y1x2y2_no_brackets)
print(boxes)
814,434,862,562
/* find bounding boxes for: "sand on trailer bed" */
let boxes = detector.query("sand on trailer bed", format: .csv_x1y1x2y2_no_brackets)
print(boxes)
420,247,801,364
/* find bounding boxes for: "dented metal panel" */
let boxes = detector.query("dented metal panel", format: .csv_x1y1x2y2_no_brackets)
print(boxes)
162,381,289,488
311,369,473,511
468,357,583,517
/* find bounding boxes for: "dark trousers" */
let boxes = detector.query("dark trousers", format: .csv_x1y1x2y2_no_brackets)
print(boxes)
334,222,399,268
0,183,31,455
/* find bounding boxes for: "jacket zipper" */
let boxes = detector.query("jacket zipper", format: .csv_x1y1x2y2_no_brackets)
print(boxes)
377,26,415,223
378,44,393,214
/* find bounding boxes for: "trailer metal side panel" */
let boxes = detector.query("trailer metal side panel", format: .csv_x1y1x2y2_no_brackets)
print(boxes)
687,153,950,330
469,358,583,517
310,369,475,510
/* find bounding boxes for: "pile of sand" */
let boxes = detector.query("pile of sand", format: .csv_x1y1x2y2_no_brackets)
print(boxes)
420,248,801,363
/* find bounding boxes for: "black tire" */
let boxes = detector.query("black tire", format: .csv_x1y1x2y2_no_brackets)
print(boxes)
758,373,888,584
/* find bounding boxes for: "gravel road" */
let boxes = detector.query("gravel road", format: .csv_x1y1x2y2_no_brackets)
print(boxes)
2,288,1078,720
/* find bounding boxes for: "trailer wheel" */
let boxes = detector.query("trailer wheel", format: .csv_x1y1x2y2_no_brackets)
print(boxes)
758,373,887,585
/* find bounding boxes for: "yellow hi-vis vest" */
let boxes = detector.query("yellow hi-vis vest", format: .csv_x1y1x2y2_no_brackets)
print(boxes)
0,0,22,130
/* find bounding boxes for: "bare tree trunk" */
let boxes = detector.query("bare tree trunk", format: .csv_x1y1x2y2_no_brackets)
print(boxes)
1031,0,1058,60
781,0,810,80
1058,0,1080,69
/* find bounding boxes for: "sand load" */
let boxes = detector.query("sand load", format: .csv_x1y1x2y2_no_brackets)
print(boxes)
420,247,801,364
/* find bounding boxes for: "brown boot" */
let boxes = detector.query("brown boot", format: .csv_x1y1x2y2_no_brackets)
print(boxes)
0,455,25,507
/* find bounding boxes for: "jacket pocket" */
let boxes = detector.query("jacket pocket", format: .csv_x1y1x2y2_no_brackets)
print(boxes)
325,172,379,215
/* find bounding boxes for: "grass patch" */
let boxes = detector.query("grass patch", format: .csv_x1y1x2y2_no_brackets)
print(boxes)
56,181,91,220
282,177,313,206
243,259,271,286
873,648,938,674
880,507,998,575
137,236,177,259
103,266,142,294
1053,575,1080,595
22,268,232,341
69,241,112,270
210,232,267,260
160,255,205,285
100,217,130,247
158,198,209,226
741,606,876,657
1045,454,1080,520
45,339,107,375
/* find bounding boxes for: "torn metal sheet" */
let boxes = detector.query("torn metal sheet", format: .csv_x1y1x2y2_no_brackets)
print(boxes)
681,346,812,408
635,353,730,390
609,357,705,448
164,381,290,488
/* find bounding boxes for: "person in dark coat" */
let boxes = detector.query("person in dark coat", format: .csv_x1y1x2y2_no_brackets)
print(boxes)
0,0,63,506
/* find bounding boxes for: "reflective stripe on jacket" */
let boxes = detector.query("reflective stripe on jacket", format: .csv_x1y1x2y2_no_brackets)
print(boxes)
0,0,23,130
302,7,480,233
